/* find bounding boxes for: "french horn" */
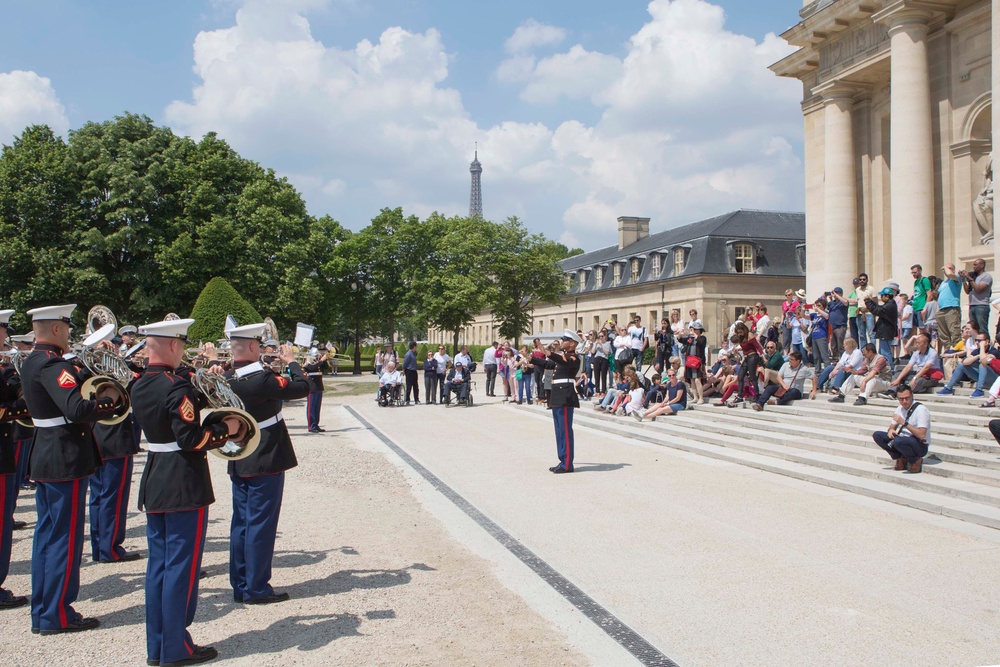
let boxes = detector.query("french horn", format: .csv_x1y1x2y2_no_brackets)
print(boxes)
0,349,32,428
78,322,132,426
192,368,260,461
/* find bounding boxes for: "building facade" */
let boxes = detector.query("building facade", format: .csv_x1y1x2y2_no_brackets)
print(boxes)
771,0,998,297
429,210,806,349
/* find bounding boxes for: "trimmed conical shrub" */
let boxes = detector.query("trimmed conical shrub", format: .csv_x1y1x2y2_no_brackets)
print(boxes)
187,277,263,342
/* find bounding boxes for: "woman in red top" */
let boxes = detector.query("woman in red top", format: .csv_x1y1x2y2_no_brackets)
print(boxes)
733,321,764,403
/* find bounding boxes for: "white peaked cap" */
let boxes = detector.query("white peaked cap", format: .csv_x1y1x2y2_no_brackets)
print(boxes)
561,329,582,344
27,304,76,322
139,318,195,340
11,333,34,344
83,322,115,347
118,325,137,336
226,323,267,340
0,309,14,325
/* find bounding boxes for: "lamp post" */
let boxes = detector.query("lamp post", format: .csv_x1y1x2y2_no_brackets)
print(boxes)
350,277,364,375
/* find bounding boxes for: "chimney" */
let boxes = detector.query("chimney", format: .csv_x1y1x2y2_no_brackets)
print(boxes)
617,216,650,250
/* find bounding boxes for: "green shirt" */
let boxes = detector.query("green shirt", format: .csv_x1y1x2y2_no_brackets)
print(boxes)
912,277,930,311
764,350,785,371
847,290,858,318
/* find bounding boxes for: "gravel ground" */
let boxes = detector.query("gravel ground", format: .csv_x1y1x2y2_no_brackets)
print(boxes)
1,395,590,667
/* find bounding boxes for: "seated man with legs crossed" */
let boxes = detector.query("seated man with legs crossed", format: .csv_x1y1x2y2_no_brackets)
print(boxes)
753,351,817,411
823,338,863,398
838,343,892,406
886,333,943,396
872,384,930,474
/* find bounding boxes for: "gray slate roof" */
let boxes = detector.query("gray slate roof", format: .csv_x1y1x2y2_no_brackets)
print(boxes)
561,209,805,295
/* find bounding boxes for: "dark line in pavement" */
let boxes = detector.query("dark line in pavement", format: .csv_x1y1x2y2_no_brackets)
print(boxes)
345,405,680,667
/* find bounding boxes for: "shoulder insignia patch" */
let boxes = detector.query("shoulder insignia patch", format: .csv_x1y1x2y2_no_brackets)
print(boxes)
276,376,288,389
0,407,6,421
179,395,196,423
57,369,77,389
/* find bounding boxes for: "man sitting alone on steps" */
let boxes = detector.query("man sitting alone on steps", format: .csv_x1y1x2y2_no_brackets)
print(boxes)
871,384,930,474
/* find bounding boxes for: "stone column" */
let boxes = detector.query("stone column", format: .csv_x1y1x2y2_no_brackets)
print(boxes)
818,83,859,289
883,8,936,281
993,0,999,275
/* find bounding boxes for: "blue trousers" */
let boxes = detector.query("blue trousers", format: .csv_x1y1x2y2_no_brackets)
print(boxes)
15,438,31,489
552,407,575,472
517,374,533,402
31,478,87,631
873,431,927,464
230,473,284,602
146,507,209,664
88,456,134,562
306,391,323,429
1,473,16,593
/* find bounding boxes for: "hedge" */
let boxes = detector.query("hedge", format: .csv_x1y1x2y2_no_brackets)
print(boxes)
187,277,263,342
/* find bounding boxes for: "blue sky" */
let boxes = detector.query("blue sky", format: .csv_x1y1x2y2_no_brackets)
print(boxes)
0,0,806,249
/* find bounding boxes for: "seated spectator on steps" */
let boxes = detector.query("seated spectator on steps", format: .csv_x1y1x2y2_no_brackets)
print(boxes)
837,343,892,406
822,337,863,395
378,361,402,405
703,353,736,398
596,368,635,411
753,351,817,411
443,361,471,404
937,327,995,398
636,370,687,421
618,378,645,417
886,333,943,396
872,384,930,474
644,374,665,407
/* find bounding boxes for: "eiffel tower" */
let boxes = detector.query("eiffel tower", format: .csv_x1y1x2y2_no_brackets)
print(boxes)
469,145,483,218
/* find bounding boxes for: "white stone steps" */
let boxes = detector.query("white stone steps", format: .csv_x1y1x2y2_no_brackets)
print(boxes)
570,408,1000,506
512,405,1000,531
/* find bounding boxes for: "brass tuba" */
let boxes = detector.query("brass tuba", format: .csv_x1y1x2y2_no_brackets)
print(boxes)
77,322,133,426
192,369,260,460
0,349,32,428
86,305,117,336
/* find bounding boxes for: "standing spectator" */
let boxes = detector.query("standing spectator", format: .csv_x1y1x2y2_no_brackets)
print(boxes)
685,322,708,404
961,258,993,335
886,333,943,395
580,332,594,390
433,344,451,403
627,315,649,373
482,342,498,397
872,385,930,474
910,264,932,330
754,304,773,343
866,287,899,365
653,319,674,373
780,289,800,353
592,330,611,397
853,274,877,345
422,351,438,404
500,348,516,401
937,264,963,351
923,288,940,345
454,345,473,369
687,309,702,332
826,288,848,359
515,346,534,404
531,339,547,399
789,304,810,362
732,322,764,404
402,341,419,405
613,325,632,370
809,298,832,373
374,348,385,377
752,351,817,411
669,311,685,361
899,294,914,343
844,278,861,342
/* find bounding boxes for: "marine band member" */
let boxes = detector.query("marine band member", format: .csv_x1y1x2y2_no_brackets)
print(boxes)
530,330,582,474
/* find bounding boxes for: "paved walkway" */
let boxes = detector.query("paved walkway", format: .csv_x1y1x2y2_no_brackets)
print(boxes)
345,389,1000,667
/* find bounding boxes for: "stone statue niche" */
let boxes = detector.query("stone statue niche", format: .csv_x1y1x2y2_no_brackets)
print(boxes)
976,154,994,245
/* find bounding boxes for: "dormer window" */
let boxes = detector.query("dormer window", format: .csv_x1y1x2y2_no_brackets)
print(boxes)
630,258,641,283
733,242,755,274
564,274,572,290
673,248,686,275
595,266,604,285
612,263,622,287
651,254,661,277
579,271,587,291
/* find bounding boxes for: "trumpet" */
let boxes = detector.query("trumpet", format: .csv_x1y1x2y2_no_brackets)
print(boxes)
78,344,133,426
192,368,260,461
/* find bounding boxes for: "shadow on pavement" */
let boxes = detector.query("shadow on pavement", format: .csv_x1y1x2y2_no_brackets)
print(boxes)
571,463,632,473
286,562,434,600
216,613,365,659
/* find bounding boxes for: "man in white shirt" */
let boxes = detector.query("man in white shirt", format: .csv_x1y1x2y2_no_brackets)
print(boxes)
824,338,864,399
377,361,402,406
454,345,473,370
433,345,451,403
627,315,649,372
482,342,498,397
754,305,771,339
872,384,930,473
887,333,943,395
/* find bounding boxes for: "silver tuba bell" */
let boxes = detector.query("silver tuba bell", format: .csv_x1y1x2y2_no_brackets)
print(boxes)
77,322,133,426
192,369,260,460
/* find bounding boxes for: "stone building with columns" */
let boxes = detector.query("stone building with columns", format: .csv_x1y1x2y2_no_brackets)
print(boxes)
427,210,805,349
771,0,997,297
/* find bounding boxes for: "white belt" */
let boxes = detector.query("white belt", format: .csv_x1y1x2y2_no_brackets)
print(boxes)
32,416,68,428
307,372,322,377
552,379,576,385
258,413,284,429
146,441,181,453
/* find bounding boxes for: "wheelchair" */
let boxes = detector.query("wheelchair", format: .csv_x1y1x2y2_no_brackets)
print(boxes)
376,383,404,407
444,380,475,407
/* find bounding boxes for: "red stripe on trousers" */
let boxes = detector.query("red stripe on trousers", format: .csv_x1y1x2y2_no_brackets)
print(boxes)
563,410,571,470
58,479,80,627
186,508,205,611
111,459,129,560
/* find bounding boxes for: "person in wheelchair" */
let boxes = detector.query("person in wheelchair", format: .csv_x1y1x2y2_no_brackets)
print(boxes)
444,360,471,406
378,361,403,406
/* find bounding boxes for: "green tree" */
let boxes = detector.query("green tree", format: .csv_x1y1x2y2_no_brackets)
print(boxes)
551,242,585,260
489,218,567,345
188,277,264,342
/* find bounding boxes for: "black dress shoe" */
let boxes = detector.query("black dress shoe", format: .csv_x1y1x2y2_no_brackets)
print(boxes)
147,660,160,666
100,551,142,563
199,570,208,579
0,593,27,609
548,466,561,472
39,616,100,634
244,591,289,605
20,482,36,491
12,520,26,530
315,426,327,432
161,646,218,666
552,467,574,474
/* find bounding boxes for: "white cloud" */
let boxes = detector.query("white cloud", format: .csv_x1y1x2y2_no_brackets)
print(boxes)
504,19,567,54
0,71,70,142
165,0,803,248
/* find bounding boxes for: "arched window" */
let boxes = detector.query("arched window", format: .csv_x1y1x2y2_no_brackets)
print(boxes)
733,243,755,274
